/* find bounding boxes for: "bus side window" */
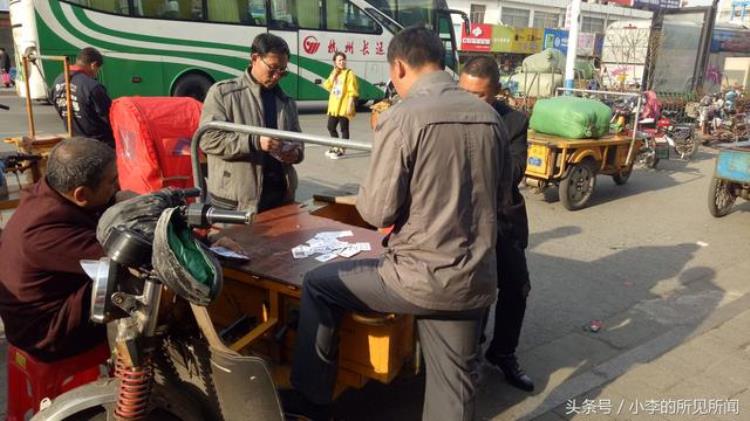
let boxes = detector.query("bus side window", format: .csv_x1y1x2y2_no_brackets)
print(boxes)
269,0,299,30
296,0,324,29
326,0,378,33
248,0,267,25
83,0,129,14
134,0,204,20
204,0,255,24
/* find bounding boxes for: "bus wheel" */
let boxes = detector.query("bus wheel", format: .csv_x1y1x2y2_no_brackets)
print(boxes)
173,73,213,102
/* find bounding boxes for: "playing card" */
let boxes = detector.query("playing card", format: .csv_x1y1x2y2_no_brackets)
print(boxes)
338,247,360,258
315,253,338,262
355,242,371,252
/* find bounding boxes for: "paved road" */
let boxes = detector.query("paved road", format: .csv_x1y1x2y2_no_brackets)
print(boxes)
1,91,749,420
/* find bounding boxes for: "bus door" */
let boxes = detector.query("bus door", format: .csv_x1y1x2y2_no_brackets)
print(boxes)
268,0,300,99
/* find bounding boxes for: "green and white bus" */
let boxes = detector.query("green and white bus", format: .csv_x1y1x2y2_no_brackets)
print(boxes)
9,0,465,101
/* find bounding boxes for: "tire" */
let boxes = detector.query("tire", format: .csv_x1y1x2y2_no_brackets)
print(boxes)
674,136,699,160
708,176,737,217
612,166,632,185
172,73,213,102
559,161,597,211
33,379,208,421
637,148,659,169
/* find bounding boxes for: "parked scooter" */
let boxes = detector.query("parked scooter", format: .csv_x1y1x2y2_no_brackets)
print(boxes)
31,188,285,421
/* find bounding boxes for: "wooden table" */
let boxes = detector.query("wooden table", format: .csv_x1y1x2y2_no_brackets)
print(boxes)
211,203,414,391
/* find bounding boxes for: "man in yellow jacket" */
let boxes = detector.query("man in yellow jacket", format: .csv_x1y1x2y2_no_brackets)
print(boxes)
323,52,359,159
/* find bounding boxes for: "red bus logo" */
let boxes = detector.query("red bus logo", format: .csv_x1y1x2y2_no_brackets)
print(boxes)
303,36,321,54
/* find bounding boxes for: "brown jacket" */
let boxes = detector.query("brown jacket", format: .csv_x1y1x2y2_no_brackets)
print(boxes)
0,179,106,361
357,71,513,311
200,68,304,212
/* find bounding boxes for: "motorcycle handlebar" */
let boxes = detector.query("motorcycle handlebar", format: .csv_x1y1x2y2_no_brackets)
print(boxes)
204,207,252,225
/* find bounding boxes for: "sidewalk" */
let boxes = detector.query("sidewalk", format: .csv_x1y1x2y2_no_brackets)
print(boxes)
0,86,15,97
481,291,750,421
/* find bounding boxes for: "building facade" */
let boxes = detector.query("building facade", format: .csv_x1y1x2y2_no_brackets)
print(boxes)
718,0,750,25
451,0,652,34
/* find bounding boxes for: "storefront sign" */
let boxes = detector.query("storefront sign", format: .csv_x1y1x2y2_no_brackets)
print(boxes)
543,29,600,57
461,23,493,52
711,29,750,53
510,28,543,54
491,26,514,52
632,0,680,11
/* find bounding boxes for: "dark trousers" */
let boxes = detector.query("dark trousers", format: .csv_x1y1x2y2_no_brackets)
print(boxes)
485,238,531,357
291,259,483,421
327,115,350,140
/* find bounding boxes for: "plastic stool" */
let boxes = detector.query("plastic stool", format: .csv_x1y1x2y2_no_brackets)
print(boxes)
6,342,110,420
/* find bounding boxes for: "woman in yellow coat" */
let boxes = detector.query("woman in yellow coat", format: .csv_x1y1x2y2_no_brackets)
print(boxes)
323,52,359,159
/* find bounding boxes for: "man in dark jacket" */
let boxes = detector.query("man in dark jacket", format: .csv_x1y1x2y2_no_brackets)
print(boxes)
459,56,534,392
51,47,114,147
0,138,118,361
285,28,512,421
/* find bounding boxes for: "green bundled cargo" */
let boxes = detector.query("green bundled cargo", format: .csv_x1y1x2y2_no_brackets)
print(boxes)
529,96,613,139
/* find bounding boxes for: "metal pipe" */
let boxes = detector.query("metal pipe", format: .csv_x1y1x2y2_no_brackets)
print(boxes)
191,122,372,204
140,278,163,337
21,56,36,138
63,56,73,138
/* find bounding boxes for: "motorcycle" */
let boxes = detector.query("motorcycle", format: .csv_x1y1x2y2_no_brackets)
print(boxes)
32,188,285,421
636,112,698,168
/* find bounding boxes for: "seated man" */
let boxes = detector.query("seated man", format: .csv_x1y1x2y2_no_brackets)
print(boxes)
0,137,118,361
286,27,512,421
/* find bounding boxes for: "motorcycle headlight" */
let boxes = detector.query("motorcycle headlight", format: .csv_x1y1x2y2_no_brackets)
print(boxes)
81,257,116,324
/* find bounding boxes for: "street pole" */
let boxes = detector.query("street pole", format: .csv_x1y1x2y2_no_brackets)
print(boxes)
564,0,582,91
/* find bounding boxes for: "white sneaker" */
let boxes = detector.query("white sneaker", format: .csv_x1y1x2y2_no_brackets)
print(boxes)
326,148,344,159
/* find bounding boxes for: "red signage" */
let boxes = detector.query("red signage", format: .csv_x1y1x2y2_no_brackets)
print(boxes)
303,36,321,54
461,23,492,52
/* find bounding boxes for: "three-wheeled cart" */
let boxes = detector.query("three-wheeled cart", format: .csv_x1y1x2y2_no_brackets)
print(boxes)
708,143,750,217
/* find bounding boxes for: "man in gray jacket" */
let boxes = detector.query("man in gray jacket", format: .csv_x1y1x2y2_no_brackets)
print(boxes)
285,27,513,421
200,33,303,213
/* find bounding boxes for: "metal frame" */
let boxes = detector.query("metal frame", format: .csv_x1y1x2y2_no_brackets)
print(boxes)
191,122,372,204
555,87,643,166
21,54,74,138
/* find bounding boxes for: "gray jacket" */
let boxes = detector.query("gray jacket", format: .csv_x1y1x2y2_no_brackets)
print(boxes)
200,69,303,212
356,71,513,311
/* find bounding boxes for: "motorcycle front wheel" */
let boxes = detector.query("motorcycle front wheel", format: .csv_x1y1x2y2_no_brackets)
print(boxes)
32,379,207,421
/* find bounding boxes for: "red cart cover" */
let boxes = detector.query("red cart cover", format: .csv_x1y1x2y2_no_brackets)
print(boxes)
110,97,202,194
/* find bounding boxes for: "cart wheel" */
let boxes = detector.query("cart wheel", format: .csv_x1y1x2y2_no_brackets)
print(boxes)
612,166,632,185
708,176,737,217
559,161,597,211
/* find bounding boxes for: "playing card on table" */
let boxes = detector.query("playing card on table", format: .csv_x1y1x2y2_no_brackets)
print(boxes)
337,246,360,258
354,242,372,252
315,253,338,263
291,245,312,259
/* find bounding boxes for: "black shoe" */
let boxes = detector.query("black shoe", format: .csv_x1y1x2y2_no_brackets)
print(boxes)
486,353,535,392
278,389,332,421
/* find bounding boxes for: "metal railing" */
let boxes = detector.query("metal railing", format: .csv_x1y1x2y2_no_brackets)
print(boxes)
190,122,372,204
21,54,74,138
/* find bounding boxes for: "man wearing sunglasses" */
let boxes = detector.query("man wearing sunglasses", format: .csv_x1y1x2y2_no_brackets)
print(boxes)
200,33,304,214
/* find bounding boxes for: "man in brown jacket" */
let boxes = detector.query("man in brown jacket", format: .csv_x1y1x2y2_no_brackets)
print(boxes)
286,27,513,420
0,138,118,361
200,33,303,213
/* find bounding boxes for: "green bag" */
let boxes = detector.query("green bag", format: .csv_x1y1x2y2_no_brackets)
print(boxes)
530,96,613,139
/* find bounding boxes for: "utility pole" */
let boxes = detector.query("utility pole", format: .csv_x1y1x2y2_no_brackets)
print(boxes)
564,0,582,91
